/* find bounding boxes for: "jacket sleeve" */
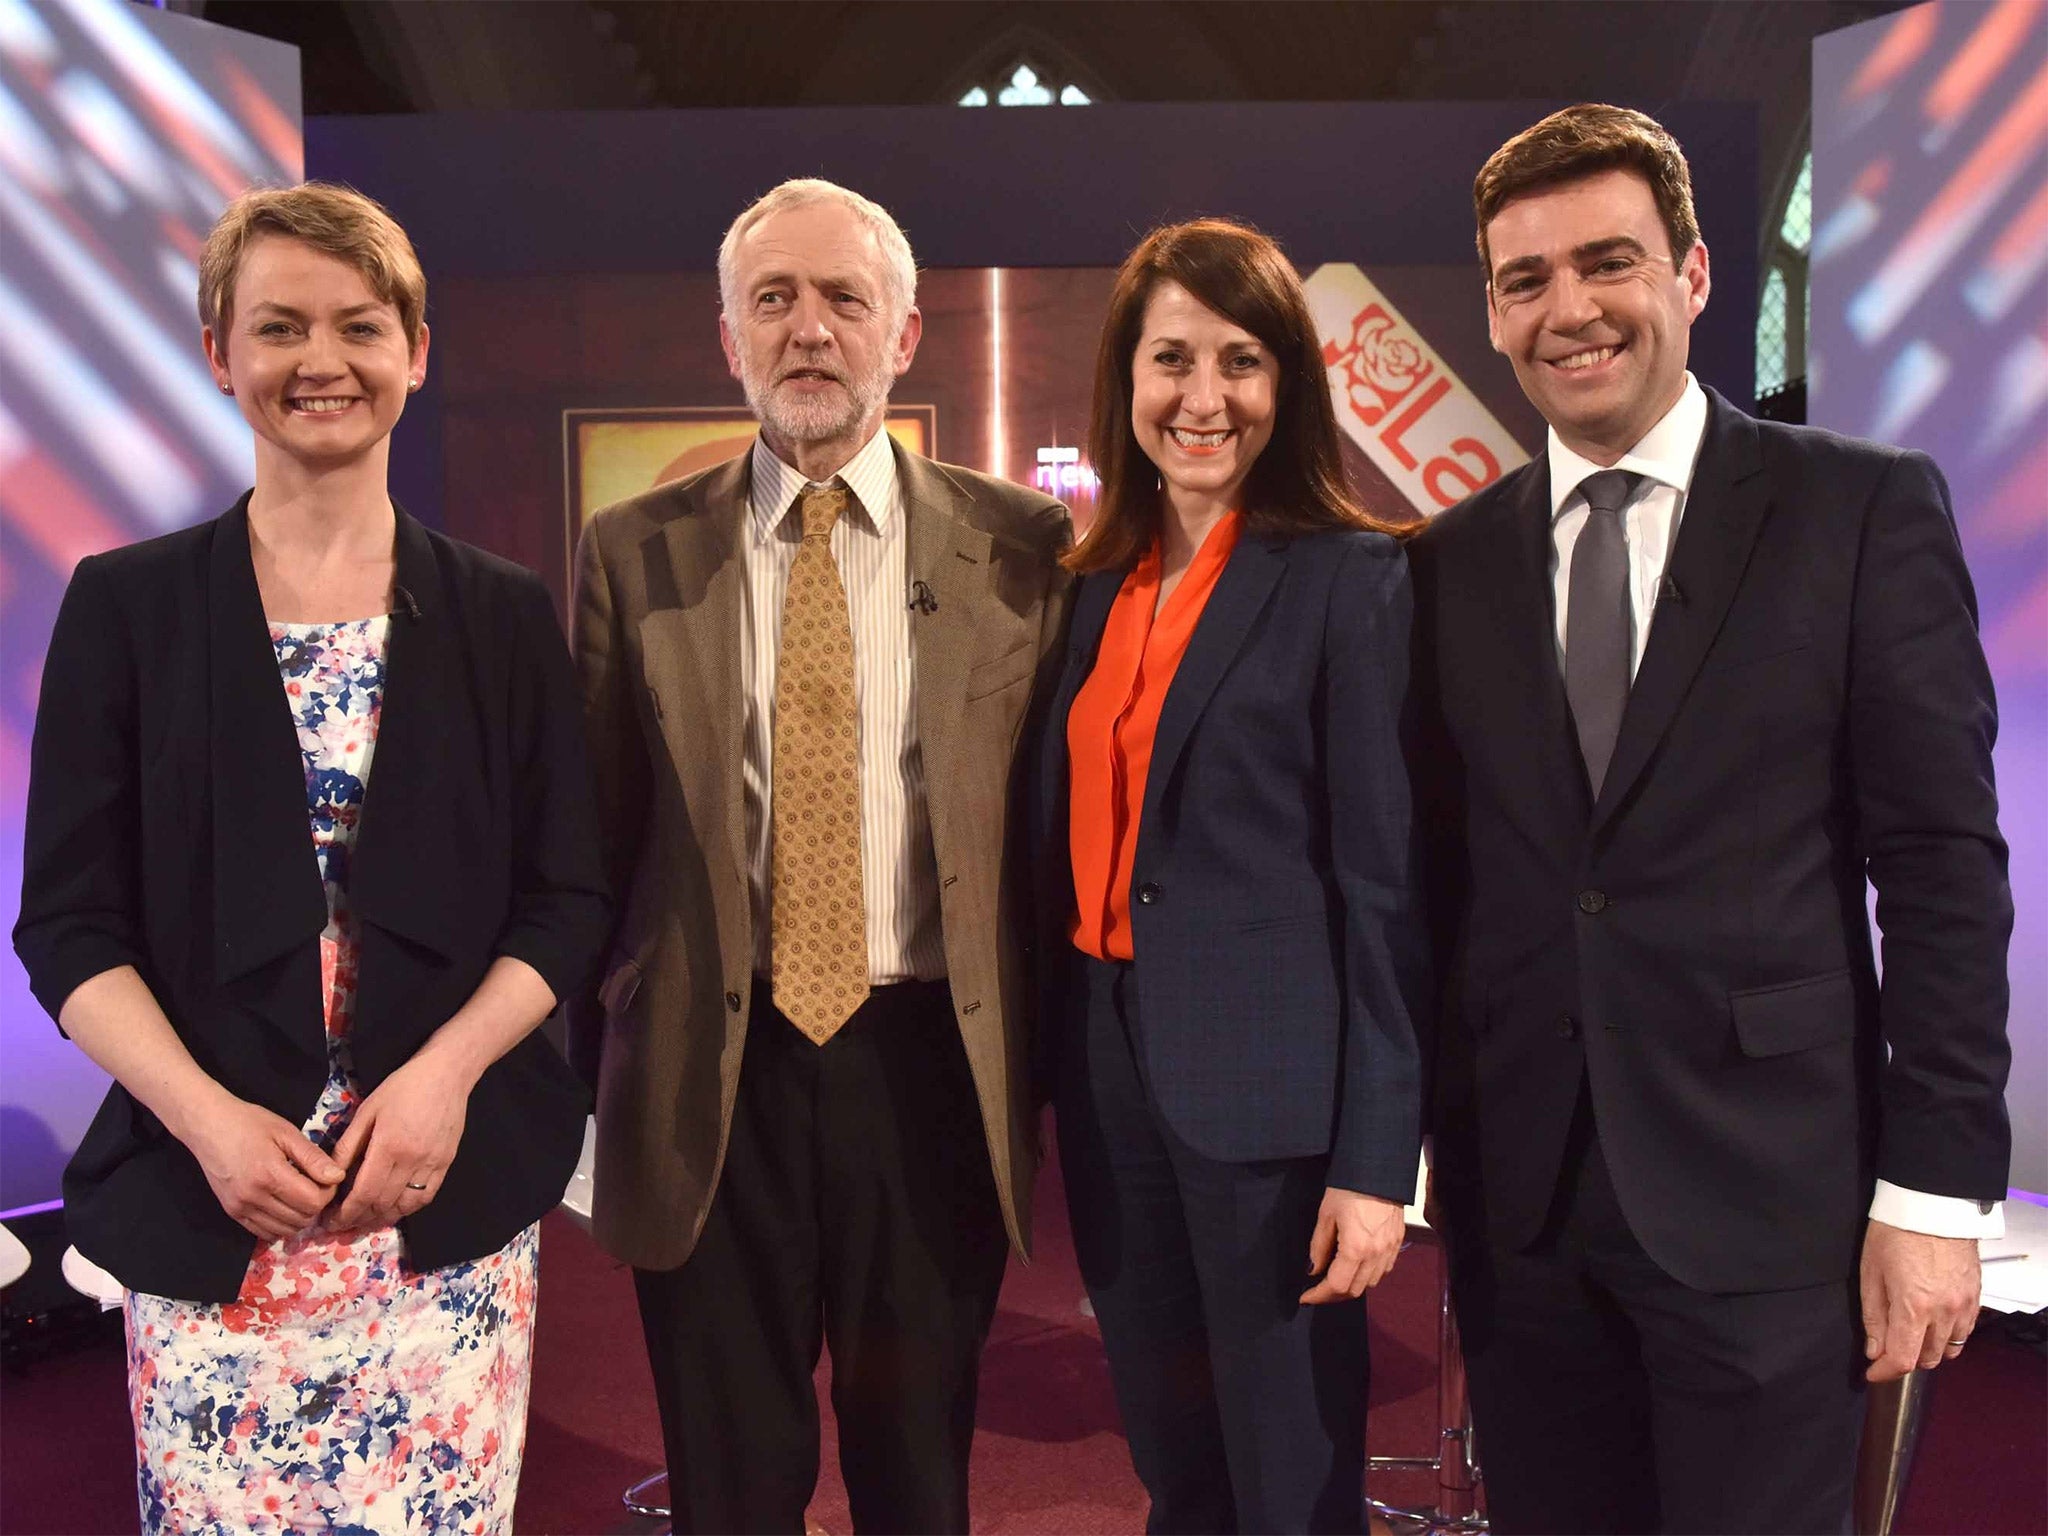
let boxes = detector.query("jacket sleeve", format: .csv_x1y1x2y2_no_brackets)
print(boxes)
1847,449,2012,1200
12,556,149,1025
490,570,613,1009
564,516,650,1085
1320,534,1429,1200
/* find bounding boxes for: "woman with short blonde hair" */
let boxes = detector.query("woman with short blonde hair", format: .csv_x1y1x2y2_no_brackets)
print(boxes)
16,181,607,1533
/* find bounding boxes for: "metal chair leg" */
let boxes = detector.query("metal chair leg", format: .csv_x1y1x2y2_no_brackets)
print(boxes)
1854,1372,1931,1536
623,1469,670,1520
1367,1241,1487,1534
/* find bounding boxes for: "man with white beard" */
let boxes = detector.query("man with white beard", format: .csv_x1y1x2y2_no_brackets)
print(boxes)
570,179,1071,1534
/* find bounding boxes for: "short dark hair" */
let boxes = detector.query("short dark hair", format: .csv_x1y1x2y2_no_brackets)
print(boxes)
1069,218,1400,574
1473,103,1701,279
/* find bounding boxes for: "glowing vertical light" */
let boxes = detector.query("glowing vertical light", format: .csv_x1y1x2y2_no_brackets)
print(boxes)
989,266,1006,478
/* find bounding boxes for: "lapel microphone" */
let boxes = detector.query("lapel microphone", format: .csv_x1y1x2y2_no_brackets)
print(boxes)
908,580,938,615
393,583,422,621
1657,575,1686,606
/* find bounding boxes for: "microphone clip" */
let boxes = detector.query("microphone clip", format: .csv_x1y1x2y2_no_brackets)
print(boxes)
908,580,938,615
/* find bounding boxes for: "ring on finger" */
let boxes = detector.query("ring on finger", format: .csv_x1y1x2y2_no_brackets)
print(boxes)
405,1180,429,1191
1946,1336,1969,1348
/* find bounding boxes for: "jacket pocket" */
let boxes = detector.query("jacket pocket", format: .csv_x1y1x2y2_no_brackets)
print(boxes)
1701,618,1813,673
965,642,1037,701
1729,968,1855,1057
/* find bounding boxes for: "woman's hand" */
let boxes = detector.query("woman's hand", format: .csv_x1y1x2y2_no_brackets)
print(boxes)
186,1097,346,1242
326,1051,475,1232
1300,1186,1406,1305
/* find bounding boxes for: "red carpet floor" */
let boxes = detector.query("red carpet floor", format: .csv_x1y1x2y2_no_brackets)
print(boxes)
3,1143,2042,1534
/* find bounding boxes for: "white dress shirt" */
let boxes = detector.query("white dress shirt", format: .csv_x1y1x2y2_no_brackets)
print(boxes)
742,427,945,984
1545,374,2002,1241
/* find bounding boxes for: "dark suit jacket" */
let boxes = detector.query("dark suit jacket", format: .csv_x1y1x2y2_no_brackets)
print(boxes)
1034,527,1426,1201
1409,388,2012,1293
13,497,609,1303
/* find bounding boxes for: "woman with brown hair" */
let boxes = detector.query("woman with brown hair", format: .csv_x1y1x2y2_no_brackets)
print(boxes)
14,182,607,1532
1032,218,1427,1533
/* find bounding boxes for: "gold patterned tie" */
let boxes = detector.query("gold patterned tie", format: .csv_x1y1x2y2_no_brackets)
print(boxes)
771,483,870,1043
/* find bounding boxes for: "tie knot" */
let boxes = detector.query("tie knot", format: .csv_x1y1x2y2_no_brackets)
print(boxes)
1577,469,1641,519
798,484,850,542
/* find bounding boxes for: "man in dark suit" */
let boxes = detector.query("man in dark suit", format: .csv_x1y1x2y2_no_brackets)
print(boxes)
1409,104,2012,1533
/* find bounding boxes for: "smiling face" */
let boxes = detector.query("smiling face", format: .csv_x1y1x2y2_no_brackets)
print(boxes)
1484,167,1710,464
720,200,920,474
1129,280,1279,519
203,234,425,477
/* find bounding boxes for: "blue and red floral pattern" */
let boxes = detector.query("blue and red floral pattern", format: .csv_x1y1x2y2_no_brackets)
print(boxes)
124,616,538,1535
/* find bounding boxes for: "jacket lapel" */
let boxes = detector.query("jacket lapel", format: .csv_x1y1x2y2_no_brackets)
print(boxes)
1488,458,1594,822
644,456,751,898
1593,389,1770,831
208,498,330,985
1033,567,1120,882
345,509,469,960
1140,532,1287,834
901,447,994,830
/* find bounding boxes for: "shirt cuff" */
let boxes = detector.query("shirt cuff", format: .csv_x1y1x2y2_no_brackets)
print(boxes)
1868,1180,2005,1239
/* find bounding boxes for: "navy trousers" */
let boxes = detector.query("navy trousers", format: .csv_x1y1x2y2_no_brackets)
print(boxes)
1056,952,1371,1535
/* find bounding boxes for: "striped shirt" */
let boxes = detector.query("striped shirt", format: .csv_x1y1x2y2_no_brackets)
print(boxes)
743,428,945,983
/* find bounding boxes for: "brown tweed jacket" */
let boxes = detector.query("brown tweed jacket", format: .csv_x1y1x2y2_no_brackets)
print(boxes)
569,440,1070,1270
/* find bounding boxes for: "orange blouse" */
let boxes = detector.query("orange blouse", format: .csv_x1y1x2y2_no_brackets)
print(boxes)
1067,512,1244,961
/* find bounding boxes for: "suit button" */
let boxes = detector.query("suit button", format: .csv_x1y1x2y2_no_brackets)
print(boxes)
1576,889,1608,914
725,990,742,1012
1557,1015,1579,1040
1137,882,1161,905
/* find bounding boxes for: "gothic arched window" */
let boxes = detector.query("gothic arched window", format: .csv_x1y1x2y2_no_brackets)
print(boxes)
1758,148,1812,399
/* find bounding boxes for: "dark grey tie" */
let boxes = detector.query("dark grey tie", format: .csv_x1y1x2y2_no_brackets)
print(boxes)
1564,469,1642,798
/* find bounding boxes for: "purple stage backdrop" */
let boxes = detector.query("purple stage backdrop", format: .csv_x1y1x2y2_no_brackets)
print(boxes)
0,0,301,1210
1812,0,2048,1191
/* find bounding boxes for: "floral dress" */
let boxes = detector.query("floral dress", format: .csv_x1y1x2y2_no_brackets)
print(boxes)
124,616,539,1536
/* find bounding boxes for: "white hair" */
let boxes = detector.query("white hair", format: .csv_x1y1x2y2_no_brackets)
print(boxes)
717,178,918,328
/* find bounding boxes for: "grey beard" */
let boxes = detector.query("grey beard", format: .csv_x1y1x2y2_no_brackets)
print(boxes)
743,356,891,445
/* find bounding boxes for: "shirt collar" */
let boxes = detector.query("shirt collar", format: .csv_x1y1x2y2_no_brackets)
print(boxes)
1546,372,1709,520
748,425,900,544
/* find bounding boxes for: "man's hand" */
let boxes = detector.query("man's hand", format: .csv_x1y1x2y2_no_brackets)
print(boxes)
1300,1187,1406,1305
1860,1218,1981,1382
327,1052,475,1233
187,1096,346,1241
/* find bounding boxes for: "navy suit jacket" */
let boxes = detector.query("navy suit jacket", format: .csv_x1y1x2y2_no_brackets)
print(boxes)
1033,526,1426,1201
1409,388,2012,1293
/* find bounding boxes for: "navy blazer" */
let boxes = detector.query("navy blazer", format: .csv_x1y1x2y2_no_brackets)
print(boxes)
1410,388,2012,1292
1034,526,1426,1201
14,497,610,1302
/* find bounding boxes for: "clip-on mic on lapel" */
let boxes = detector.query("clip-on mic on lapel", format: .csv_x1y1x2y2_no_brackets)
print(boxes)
908,580,938,615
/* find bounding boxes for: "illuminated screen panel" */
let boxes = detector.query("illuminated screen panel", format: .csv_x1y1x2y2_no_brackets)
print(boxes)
432,262,1543,589
1812,0,2048,1193
0,0,301,1208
